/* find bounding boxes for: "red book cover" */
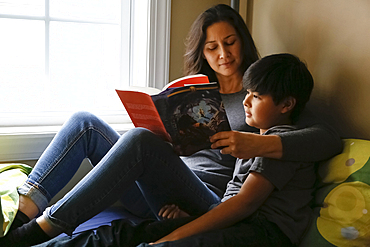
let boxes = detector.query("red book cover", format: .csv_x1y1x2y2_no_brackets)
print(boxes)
116,75,230,156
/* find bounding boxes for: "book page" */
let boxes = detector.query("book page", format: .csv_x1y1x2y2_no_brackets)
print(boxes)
152,84,230,156
116,90,171,142
162,74,209,90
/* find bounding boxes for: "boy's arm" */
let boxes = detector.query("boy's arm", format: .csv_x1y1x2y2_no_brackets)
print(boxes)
152,172,275,244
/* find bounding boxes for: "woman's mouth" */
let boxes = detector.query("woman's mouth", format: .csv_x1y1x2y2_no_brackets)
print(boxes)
220,60,233,67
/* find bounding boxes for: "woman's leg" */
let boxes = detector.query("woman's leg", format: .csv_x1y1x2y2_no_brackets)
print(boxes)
17,111,153,220
42,128,220,236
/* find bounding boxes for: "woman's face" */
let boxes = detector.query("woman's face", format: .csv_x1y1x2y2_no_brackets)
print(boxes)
203,21,243,80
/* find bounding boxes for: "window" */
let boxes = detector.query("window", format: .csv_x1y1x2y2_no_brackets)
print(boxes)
0,0,171,161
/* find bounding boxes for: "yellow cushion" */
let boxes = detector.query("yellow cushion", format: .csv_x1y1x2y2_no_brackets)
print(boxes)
0,163,32,237
300,139,370,247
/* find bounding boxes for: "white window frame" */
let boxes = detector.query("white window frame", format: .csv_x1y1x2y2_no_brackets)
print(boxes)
0,0,171,162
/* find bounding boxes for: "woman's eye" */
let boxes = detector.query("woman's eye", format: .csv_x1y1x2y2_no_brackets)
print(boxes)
205,44,217,51
226,40,236,46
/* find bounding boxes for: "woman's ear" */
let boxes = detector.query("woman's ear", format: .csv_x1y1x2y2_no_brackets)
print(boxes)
281,97,296,114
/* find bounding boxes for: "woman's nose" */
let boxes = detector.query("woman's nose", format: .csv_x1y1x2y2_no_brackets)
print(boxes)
219,45,228,59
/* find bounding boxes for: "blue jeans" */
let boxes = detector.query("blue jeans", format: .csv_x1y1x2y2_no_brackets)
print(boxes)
18,112,220,235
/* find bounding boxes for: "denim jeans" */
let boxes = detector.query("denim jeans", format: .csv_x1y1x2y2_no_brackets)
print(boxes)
18,112,220,235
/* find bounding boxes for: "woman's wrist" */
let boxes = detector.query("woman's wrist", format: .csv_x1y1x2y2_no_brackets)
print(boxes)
257,135,283,159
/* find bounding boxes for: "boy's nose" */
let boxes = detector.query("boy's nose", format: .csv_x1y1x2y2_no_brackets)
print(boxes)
243,97,251,107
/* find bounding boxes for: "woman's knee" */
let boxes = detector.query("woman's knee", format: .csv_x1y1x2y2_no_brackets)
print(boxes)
124,127,157,142
69,111,100,124
65,111,109,131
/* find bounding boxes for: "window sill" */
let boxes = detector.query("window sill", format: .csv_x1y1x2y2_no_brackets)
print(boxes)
0,123,134,162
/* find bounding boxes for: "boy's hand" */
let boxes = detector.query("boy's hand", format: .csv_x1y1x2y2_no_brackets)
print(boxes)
210,131,283,159
158,204,190,219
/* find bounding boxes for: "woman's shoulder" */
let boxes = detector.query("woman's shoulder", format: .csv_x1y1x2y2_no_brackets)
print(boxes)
295,108,324,127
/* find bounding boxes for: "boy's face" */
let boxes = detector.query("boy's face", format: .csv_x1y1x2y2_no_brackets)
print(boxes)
243,90,289,133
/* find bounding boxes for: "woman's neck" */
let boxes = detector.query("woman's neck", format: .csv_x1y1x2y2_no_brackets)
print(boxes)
217,73,243,94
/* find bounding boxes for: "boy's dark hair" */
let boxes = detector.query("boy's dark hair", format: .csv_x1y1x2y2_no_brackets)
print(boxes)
243,53,314,122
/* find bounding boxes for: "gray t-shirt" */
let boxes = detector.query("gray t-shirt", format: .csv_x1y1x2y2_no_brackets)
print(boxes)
222,126,316,245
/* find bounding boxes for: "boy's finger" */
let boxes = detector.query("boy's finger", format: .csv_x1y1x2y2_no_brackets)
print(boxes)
159,204,172,217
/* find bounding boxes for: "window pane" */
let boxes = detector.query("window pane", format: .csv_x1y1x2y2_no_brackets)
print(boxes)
0,18,45,113
0,0,151,127
131,0,149,87
50,0,120,23
0,0,44,17
48,21,123,113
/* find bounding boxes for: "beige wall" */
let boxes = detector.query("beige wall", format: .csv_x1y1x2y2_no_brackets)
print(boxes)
252,0,370,140
169,0,229,81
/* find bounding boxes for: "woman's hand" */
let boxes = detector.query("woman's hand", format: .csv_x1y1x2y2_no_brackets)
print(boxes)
158,204,190,219
210,131,283,159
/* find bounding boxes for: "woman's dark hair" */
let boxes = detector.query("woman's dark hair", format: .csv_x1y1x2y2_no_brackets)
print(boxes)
183,4,259,82
243,53,314,122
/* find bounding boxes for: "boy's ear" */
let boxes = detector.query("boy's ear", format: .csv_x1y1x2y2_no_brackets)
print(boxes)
281,97,296,114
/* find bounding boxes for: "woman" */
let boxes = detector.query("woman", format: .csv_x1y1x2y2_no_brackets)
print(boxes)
0,4,341,247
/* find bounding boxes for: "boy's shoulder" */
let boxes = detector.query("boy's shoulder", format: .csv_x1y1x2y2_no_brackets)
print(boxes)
263,125,297,136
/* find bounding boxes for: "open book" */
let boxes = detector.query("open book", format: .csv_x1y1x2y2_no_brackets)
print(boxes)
116,74,230,156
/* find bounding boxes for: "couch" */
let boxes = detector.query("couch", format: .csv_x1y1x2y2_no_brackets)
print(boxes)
2,139,370,246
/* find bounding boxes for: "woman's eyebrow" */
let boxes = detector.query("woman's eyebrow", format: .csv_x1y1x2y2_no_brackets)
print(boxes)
205,34,237,45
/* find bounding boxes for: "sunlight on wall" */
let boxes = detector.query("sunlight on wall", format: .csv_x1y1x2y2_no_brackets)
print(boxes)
253,0,370,139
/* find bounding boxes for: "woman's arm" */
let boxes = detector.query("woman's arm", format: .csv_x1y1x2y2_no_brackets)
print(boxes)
211,131,283,160
211,123,342,162
152,172,275,244
279,123,342,162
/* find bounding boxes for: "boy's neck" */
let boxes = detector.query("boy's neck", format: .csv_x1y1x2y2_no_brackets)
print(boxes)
259,118,292,135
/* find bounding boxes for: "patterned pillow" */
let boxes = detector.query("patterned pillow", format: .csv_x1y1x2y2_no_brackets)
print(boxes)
299,139,370,247
0,163,32,237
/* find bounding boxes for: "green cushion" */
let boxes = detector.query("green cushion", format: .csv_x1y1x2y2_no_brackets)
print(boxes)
300,139,370,247
0,163,32,237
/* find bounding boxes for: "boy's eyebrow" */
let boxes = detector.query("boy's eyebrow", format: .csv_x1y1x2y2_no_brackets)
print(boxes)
204,34,237,45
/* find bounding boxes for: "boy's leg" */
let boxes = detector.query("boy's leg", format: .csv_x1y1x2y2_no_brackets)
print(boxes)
33,214,292,247
138,214,293,247
43,128,220,235
34,217,196,247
